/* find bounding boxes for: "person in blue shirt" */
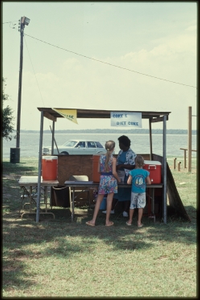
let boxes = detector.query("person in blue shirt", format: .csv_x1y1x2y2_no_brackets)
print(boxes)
126,155,151,227
102,135,136,217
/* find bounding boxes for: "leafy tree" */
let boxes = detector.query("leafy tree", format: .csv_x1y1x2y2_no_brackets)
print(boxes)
2,78,14,140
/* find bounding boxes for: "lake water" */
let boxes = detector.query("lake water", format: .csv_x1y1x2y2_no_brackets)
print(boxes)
2,131,197,159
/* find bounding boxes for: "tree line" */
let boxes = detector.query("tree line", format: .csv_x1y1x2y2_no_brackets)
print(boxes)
2,78,14,141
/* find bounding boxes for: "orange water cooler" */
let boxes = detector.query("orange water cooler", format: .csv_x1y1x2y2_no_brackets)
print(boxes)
42,156,58,180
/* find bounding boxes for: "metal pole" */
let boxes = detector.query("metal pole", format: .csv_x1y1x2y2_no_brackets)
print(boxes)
36,111,44,223
149,118,153,160
188,106,192,172
51,123,54,155
163,115,167,224
16,17,24,153
50,122,59,154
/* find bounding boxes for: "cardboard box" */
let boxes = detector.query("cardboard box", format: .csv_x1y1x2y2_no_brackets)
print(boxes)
143,160,162,184
92,155,101,182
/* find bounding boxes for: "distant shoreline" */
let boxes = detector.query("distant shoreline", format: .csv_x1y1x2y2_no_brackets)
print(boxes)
20,129,197,134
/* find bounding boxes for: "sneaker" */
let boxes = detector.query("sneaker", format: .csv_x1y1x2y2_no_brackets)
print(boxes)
102,210,115,214
123,211,128,217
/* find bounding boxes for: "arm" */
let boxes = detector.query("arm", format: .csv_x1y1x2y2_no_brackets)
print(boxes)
112,157,121,183
127,175,132,185
146,176,151,185
117,149,136,171
116,164,135,170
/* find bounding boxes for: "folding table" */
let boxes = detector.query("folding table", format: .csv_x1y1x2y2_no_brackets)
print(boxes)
18,176,59,219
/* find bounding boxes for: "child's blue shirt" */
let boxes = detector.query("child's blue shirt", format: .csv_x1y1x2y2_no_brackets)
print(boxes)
129,168,150,193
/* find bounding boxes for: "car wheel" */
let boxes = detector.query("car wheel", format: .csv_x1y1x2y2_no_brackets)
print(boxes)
60,151,69,155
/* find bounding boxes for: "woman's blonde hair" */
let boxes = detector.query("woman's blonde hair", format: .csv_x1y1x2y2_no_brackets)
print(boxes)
104,140,115,171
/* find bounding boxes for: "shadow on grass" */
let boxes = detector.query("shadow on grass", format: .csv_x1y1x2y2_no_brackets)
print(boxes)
3,204,196,294
3,161,38,178
2,159,197,294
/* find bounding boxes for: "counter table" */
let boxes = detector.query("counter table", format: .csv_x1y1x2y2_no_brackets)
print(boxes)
65,180,163,222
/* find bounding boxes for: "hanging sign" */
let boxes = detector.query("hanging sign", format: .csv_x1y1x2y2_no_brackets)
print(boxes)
111,112,142,128
52,108,78,124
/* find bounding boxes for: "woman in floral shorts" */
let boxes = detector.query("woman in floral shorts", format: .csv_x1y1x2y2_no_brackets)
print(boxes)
86,140,120,227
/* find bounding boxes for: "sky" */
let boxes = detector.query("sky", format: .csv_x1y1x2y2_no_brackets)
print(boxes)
2,1,197,132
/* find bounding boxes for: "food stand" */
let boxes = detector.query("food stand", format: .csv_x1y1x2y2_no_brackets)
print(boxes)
34,108,173,223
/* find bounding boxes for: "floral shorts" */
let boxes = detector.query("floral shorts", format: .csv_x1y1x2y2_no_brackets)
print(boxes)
130,192,146,209
98,175,118,194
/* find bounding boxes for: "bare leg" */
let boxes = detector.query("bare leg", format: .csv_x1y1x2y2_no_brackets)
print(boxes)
138,208,143,226
105,193,114,226
127,209,134,225
86,194,104,226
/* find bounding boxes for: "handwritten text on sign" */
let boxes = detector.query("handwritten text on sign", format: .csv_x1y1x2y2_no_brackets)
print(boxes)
52,108,78,124
111,112,142,128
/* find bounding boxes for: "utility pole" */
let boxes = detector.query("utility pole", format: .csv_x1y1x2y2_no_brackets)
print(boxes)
10,16,30,163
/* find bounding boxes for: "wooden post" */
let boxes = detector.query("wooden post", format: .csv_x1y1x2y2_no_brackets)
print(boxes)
188,106,192,172
178,162,181,171
180,148,187,167
183,149,187,168
174,158,177,169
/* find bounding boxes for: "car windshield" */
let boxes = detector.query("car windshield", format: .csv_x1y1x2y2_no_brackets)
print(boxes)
96,142,103,148
62,140,78,147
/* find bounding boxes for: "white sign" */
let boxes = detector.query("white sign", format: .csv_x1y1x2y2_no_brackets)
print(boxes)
111,112,142,128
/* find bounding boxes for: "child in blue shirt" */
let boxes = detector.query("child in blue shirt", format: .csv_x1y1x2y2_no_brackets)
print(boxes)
126,155,151,227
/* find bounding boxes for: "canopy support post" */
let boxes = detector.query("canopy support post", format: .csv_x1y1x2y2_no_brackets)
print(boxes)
149,118,153,160
51,121,55,155
163,115,167,224
36,111,44,223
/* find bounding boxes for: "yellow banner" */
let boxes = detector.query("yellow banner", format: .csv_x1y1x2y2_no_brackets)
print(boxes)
52,108,78,124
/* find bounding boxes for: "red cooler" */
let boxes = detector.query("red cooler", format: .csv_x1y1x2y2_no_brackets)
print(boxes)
143,160,162,184
92,155,101,182
42,156,58,180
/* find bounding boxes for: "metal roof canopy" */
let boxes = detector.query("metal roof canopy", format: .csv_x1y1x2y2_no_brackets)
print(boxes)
37,107,171,122
36,107,171,224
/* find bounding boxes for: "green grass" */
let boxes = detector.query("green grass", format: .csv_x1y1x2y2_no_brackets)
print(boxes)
2,156,197,297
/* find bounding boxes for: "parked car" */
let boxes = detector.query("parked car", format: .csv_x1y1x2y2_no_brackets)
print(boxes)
43,139,107,155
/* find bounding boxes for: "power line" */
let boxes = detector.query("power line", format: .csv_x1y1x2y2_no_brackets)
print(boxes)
24,37,52,129
3,21,17,25
4,20,197,88
24,37,46,107
25,33,196,89
3,23,197,89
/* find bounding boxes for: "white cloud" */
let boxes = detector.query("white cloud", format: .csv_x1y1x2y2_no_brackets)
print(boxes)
16,32,197,131
3,2,196,131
